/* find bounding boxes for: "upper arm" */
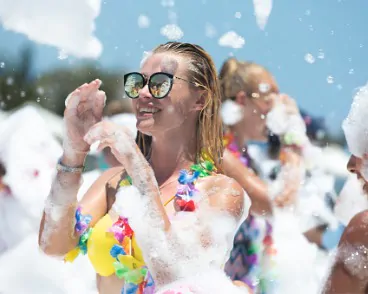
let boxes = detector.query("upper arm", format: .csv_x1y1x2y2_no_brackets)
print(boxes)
323,210,368,294
79,167,125,227
222,149,272,215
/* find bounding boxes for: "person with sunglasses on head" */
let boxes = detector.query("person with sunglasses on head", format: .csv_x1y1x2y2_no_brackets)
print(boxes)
218,58,304,293
38,42,252,294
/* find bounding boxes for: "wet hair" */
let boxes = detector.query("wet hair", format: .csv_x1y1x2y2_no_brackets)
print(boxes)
0,162,6,177
136,42,223,168
219,57,276,101
268,133,281,159
300,109,326,142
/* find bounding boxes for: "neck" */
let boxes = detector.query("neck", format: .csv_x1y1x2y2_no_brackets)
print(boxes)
229,122,248,148
149,123,198,185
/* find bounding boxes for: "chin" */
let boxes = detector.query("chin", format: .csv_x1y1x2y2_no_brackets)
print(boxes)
136,120,155,136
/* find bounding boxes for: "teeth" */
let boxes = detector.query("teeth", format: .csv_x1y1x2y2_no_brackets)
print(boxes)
139,107,159,113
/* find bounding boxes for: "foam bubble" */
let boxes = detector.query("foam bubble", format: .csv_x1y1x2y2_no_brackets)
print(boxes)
220,100,244,126
205,23,217,38
342,82,368,158
338,243,368,280
218,31,245,49
160,24,184,40
0,0,102,58
304,53,315,64
137,14,150,29
252,0,273,30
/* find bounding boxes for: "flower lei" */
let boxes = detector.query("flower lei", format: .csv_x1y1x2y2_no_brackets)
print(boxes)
109,216,154,293
174,159,215,211
64,207,93,262
223,133,249,167
110,159,216,293
66,159,215,293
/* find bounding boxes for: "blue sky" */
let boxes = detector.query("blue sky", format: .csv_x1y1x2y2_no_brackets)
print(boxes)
0,0,367,135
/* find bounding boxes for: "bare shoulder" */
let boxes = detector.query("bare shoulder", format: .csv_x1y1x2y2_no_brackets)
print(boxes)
341,209,368,245
335,209,368,283
198,174,248,221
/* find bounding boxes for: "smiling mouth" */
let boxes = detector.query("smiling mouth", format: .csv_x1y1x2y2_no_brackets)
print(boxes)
137,106,161,117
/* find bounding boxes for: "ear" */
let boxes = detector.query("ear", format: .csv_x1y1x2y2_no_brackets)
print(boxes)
234,91,247,106
192,91,206,111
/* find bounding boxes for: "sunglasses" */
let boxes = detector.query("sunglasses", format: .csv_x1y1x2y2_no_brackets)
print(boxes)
124,72,197,99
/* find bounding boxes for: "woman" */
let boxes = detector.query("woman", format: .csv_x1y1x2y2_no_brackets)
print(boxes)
322,84,368,294
218,58,303,292
39,42,251,294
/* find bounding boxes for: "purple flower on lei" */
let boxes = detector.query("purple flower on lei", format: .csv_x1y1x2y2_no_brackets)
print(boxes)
75,207,92,235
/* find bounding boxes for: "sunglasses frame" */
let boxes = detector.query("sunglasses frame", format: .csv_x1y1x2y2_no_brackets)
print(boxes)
123,71,197,99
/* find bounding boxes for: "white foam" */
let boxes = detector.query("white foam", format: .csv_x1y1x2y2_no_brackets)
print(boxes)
326,76,334,84
105,114,137,139
338,243,368,280
160,24,184,40
221,100,244,126
113,178,250,291
0,0,102,59
334,175,368,226
342,82,368,159
218,31,245,49
304,53,316,64
137,14,150,29
0,233,97,294
0,106,62,217
252,0,273,30
205,22,217,38
270,208,330,294
161,0,175,7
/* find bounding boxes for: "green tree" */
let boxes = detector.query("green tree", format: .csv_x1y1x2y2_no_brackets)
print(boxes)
34,65,126,116
0,45,37,110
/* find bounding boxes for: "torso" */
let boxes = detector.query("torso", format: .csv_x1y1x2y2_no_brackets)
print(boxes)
96,168,230,294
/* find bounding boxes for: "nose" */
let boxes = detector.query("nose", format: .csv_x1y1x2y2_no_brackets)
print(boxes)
138,84,152,100
347,154,360,174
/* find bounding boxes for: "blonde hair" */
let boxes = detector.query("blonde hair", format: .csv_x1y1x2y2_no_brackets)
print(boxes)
219,57,274,101
136,42,223,168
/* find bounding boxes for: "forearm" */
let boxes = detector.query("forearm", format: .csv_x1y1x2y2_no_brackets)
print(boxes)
116,142,170,229
239,174,273,215
38,152,86,256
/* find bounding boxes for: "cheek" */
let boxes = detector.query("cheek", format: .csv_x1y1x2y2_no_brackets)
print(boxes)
131,100,138,112
257,100,272,115
166,100,189,117
166,92,194,115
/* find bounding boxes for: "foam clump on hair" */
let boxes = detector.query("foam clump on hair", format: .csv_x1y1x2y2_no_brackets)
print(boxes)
342,83,368,158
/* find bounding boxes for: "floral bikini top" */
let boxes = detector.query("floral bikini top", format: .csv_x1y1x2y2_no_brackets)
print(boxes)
64,160,216,293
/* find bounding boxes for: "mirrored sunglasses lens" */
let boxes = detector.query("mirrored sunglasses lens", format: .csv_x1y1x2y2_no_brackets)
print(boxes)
150,74,172,98
125,73,143,98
